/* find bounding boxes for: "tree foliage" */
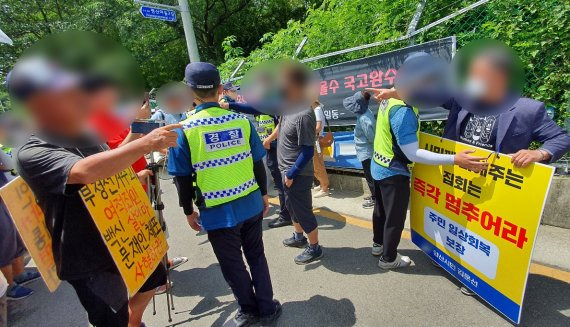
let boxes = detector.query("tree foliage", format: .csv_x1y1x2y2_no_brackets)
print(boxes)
0,0,319,91
219,0,569,127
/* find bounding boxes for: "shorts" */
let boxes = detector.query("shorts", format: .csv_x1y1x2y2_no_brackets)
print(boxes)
68,263,167,327
0,202,26,267
283,174,318,233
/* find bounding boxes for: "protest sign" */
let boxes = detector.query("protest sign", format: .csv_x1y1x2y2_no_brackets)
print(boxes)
79,168,168,295
0,177,61,292
410,132,554,324
315,37,455,126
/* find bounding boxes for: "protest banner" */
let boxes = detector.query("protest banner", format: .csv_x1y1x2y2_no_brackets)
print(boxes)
410,132,554,324
79,167,168,295
0,177,61,292
315,37,455,126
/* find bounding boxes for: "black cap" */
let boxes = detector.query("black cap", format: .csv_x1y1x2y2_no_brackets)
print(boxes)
184,62,220,89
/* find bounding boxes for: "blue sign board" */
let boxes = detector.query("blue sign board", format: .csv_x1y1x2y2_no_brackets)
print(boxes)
324,131,362,170
139,6,177,22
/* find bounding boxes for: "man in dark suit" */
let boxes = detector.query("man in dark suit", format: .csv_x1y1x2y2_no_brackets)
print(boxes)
440,48,570,167
367,41,570,295
368,44,570,168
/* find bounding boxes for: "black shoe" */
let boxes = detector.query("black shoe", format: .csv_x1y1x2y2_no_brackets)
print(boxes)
362,198,375,209
260,300,282,326
233,310,259,327
282,234,308,248
460,286,476,296
294,245,323,265
268,217,292,228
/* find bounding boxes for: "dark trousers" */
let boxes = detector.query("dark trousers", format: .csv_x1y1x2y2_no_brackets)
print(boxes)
67,264,166,327
208,213,276,316
68,276,129,327
283,174,318,234
361,159,375,200
266,147,290,221
372,174,410,262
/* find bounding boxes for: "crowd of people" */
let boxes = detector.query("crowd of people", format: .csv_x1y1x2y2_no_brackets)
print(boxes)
0,37,569,327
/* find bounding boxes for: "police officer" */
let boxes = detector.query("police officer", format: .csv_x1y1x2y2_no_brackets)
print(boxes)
168,62,282,327
219,81,239,104
366,53,488,270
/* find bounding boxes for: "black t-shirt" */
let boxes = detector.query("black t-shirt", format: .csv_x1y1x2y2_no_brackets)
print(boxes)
16,135,115,280
459,113,499,150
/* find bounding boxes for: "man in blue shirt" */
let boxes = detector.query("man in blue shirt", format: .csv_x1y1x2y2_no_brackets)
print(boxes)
168,62,281,327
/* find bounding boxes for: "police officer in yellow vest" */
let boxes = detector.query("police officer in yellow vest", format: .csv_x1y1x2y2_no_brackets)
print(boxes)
168,62,282,326
366,52,488,270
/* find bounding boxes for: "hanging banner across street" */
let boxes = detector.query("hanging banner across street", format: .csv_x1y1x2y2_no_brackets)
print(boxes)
315,37,455,126
410,132,554,324
79,167,168,295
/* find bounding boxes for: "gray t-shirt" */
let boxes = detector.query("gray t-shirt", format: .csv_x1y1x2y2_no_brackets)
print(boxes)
277,109,317,176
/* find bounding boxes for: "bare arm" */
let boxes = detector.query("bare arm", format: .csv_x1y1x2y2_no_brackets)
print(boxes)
266,124,279,142
365,87,400,101
262,124,279,149
68,124,181,184
119,131,143,147
315,121,323,135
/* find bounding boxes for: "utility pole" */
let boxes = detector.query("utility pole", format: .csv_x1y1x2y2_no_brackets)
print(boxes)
178,0,200,62
135,0,200,62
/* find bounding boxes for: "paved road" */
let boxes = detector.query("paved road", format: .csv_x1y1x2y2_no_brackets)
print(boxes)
9,180,570,326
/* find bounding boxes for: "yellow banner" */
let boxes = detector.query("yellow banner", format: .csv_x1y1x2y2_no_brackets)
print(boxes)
79,168,168,295
410,132,554,324
0,177,61,292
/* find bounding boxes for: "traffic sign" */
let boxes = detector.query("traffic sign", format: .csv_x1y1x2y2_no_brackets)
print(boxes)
139,6,177,22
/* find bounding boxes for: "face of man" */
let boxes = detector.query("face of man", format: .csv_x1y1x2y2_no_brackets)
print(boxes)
164,95,185,114
467,55,509,104
25,87,92,136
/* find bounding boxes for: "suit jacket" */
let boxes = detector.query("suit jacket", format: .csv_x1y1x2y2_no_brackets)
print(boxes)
442,97,570,162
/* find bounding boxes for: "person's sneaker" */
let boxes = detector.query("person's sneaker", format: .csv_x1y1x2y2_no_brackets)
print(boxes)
268,217,292,228
6,284,34,301
362,197,375,209
13,271,41,286
313,190,329,198
378,253,412,269
312,185,321,192
260,300,282,326
283,234,308,248
294,245,324,265
155,281,173,295
233,310,260,327
460,286,476,296
169,256,188,270
371,243,383,256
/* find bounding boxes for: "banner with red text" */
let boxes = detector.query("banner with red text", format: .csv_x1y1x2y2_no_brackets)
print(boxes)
79,168,168,295
315,37,455,125
410,132,554,324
